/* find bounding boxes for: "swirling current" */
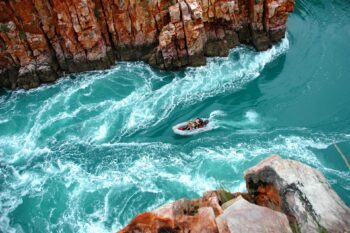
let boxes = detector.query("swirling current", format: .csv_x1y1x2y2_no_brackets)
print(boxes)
1,0,350,232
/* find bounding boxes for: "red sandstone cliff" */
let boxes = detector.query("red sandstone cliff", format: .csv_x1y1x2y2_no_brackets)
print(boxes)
0,0,294,89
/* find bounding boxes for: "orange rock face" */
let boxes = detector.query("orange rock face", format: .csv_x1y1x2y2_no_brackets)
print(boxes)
0,0,295,89
255,183,282,211
117,189,294,233
119,192,225,233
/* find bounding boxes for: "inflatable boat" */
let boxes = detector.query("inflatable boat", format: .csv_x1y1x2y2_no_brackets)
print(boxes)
172,118,210,136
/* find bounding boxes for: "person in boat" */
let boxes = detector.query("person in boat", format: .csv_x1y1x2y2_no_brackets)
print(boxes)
195,118,204,128
187,121,196,130
196,118,209,128
185,118,208,130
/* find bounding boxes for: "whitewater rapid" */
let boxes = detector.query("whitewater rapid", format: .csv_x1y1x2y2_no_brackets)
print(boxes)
1,37,289,154
1,29,350,233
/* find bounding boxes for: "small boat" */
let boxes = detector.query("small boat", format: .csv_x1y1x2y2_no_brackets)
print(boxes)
172,118,210,136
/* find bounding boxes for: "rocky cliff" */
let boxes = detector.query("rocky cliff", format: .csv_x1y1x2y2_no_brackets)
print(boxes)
119,155,350,233
0,0,294,89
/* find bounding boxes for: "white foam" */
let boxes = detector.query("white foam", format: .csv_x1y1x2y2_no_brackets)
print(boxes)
1,131,349,233
245,110,259,123
0,36,290,162
211,110,262,130
7,35,348,233
94,122,108,141
209,110,227,118
236,182,247,192
0,118,9,124
108,37,290,137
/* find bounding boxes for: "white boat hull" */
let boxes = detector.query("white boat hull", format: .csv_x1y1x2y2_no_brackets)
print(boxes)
172,118,210,136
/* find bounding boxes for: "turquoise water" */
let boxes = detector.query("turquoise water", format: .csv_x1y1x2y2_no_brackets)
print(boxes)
1,0,350,232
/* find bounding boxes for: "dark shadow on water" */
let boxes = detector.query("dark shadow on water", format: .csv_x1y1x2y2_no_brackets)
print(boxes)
0,88,11,103
260,54,287,82
0,88,8,96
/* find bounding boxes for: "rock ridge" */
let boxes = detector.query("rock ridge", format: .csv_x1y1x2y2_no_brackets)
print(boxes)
0,0,294,89
118,155,350,233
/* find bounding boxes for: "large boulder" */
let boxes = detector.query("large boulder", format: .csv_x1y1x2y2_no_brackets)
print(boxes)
216,195,292,233
244,155,350,233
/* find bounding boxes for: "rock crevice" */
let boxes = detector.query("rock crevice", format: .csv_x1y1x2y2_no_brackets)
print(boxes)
0,0,295,89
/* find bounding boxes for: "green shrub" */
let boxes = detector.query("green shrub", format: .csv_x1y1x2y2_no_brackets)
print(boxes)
0,23,10,33
216,189,234,204
94,7,99,19
19,30,26,40
216,182,234,204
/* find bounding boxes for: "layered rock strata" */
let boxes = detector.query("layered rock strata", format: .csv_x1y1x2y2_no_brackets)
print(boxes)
119,155,350,233
0,0,294,89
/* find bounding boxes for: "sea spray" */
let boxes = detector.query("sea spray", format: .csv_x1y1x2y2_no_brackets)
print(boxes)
209,110,262,130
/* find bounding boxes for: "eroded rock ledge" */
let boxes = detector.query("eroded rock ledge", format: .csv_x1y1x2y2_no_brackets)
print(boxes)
119,155,350,233
0,0,294,89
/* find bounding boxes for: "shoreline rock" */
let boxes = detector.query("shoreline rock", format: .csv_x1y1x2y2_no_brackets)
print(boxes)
118,155,350,233
245,155,350,233
0,0,295,90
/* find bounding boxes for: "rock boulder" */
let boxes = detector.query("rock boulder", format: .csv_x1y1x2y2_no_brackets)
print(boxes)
118,155,350,233
216,195,292,233
244,155,350,233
